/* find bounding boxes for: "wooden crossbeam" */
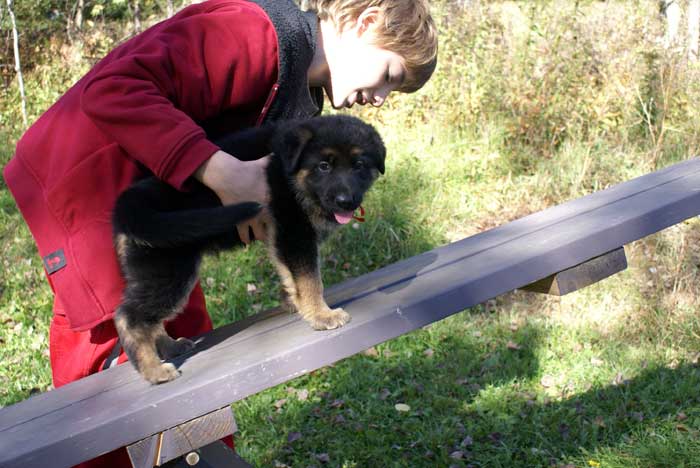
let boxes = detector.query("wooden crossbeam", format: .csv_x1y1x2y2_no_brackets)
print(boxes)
2,157,700,468
522,247,628,295
127,407,237,468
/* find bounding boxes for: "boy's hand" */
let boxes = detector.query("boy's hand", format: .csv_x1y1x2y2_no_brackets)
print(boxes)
236,206,271,245
195,150,271,244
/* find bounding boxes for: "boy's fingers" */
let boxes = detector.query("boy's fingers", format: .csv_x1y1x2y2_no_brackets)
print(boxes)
237,223,251,245
251,220,267,242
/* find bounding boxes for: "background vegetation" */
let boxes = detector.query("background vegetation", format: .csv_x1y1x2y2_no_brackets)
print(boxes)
2,0,700,466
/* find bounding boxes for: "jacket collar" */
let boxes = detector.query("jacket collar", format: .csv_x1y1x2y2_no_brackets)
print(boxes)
250,0,324,123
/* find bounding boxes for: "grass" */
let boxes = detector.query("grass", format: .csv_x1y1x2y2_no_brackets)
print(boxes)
2,0,700,466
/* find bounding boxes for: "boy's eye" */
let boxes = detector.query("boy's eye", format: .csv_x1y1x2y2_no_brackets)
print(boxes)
317,161,332,172
385,70,391,83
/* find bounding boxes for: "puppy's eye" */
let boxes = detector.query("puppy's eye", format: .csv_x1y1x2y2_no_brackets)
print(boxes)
317,161,332,172
353,160,366,170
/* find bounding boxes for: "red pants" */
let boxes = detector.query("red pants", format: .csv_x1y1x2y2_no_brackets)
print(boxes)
49,283,233,467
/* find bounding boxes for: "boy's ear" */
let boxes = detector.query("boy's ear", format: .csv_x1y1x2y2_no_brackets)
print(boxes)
356,6,381,37
274,125,314,174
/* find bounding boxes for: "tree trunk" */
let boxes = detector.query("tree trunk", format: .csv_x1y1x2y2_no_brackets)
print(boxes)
688,0,700,60
132,0,141,34
75,0,84,31
6,0,28,127
662,0,682,48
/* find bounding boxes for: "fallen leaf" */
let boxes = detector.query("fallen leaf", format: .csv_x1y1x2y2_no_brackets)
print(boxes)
296,389,309,401
246,283,257,294
330,399,344,408
677,412,688,421
273,399,287,409
558,423,570,438
395,403,411,412
593,416,606,427
449,451,464,459
460,436,473,447
590,357,604,366
540,375,555,388
362,347,379,357
488,432,502,443
506,340,521,350
612,372,626,386
287,432,302,443
379,388,391,400
423,348,435,357
316,453,330,463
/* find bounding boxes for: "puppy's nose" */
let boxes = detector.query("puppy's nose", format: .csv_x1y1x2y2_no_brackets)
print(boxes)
334,194,355,211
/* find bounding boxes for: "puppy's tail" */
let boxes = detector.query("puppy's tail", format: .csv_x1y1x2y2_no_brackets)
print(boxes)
114,201,262,248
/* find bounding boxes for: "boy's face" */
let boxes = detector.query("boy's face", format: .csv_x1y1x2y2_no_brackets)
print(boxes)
318,12,407,110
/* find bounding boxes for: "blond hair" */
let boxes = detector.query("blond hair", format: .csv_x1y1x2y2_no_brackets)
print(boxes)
303,0,438,93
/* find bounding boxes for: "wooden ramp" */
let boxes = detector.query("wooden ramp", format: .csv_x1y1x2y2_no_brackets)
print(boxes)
2,157,700,468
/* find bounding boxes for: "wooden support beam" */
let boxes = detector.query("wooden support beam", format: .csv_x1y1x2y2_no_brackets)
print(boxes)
522,247,627,296
161,441,253,468
127,407,237,468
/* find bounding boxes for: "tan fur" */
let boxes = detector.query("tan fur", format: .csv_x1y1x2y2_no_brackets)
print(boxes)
350,146,363,156
292,169,337,232
115,233,128,260
266,223,348,330
115,307,195,384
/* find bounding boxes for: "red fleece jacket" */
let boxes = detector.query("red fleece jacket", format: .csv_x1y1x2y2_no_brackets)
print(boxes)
4,0,281,331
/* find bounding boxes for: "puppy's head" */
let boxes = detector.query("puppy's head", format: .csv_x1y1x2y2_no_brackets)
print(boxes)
273,115,386,225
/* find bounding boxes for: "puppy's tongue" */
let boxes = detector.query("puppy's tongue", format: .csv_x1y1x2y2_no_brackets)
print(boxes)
334,211,354,225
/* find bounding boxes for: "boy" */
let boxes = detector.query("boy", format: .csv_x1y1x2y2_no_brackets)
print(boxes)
3,0,437,465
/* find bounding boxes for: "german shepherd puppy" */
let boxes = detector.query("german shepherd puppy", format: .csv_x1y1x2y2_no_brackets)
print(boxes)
112,115,386,384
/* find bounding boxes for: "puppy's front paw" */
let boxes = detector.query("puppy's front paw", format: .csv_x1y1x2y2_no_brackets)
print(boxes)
309,307,351,330
142,362,180,384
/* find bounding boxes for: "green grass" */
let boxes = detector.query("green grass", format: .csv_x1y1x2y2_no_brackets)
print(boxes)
3,0,700,466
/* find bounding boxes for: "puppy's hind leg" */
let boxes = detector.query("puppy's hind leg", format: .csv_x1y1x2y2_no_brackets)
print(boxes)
156,334,195,360
114,310,181,384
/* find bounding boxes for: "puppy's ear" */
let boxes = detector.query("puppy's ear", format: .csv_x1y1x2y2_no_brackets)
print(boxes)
370,131,386,175
273,125,314,174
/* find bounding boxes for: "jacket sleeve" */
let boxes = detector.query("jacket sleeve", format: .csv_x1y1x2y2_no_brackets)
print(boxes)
80,3,278,190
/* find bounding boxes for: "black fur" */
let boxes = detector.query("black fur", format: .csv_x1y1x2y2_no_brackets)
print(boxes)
112,115,385,383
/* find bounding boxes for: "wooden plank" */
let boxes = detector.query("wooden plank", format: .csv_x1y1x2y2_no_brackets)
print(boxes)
2,157,700,468
127,407,237,467
522,247,627,295
127,433,161,468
